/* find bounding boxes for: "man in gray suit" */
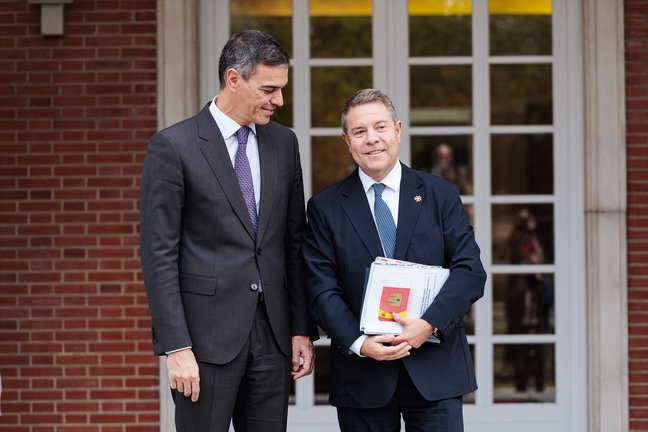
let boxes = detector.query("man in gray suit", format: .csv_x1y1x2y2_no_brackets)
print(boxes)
140,30,316,432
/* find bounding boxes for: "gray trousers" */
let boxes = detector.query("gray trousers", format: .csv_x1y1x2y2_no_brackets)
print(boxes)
173,301,291,432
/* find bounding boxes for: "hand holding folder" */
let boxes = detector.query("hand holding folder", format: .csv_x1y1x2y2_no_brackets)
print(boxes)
359,257,449,343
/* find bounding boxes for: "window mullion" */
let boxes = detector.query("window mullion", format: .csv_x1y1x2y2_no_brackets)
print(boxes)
471,0,493,408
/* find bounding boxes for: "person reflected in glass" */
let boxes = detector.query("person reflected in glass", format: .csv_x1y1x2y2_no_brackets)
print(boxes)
430,142,473,195
303,89,486,431
506,208,548,396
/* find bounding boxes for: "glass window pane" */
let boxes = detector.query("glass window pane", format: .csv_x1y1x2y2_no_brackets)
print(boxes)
464,204,474,231
464,344,476,404
410,66,472,126
464,304,475,335
310,0,372,58
489,0,552,56
288,376,295,404
230,0,293,57
492,204,554,265
311,67,372,128
314,345,331,405
411,136,473,195
490,64,552,125
409,0,472,57
494,344,555,403
493,273,555,335
491,134,553,195
273,69,293,128
311,136,356,195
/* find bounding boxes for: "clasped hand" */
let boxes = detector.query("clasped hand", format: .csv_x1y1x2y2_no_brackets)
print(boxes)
359,314,434,361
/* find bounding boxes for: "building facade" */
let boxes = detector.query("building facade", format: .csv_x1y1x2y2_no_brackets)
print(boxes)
0,0,645,431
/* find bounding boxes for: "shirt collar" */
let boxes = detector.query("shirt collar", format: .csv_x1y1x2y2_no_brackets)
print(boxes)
358,161,402,194
208,97,257,140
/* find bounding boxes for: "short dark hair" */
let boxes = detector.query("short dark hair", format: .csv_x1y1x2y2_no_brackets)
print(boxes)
218,30,290,89
341,88,398,133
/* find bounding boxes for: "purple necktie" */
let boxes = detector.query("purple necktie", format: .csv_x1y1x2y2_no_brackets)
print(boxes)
234,126,257,231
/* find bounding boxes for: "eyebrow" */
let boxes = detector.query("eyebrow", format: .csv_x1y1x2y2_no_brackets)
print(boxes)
350,121,389,131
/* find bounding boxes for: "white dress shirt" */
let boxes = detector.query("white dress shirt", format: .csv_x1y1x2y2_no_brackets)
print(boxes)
357,162,401,236
349,161,402,356
209,98,261,213
165,99,262,355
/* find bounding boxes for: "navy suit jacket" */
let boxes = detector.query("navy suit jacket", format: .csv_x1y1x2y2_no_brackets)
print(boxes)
303,164,486,408
140,104,316,364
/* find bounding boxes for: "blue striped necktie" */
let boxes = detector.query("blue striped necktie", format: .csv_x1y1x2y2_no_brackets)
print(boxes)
372,183,397,258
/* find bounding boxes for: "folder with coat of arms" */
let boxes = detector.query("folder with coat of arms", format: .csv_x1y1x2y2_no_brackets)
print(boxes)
359,257,450,343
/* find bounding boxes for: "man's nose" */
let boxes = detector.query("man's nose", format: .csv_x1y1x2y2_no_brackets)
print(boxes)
271,89,284,107
365,128,379,143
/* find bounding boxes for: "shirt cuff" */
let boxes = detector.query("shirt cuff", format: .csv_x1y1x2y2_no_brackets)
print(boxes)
349,335,368,357
165,346,191,355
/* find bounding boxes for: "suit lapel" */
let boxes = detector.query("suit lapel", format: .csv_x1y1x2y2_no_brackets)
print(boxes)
255,124,277,245
394,165,425,259
197,105,256,240
341,171,384,259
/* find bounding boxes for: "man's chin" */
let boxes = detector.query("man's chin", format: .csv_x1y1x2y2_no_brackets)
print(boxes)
256,115,272,125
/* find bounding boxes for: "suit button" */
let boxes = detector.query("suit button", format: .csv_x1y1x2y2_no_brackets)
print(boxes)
256,248,261,255
250,283,258,291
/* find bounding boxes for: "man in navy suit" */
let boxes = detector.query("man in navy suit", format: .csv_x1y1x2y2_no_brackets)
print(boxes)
140,30,316,431
303,89,486,431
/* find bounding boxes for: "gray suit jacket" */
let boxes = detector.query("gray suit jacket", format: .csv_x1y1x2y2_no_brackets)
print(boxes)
140,104,315,364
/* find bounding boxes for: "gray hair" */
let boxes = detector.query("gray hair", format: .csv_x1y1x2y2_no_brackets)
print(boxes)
218,30,290,89
341,88,398,133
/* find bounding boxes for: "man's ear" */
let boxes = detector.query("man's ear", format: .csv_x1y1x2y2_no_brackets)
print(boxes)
342,133,352,152
226,68,239,90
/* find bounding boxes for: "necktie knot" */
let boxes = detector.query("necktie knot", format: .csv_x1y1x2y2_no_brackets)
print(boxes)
236,126,251,148
373,183,386,198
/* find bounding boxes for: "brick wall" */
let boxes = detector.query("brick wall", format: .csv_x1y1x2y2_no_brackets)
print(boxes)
0,1,158,431
626,0,648,431
1,1,647,431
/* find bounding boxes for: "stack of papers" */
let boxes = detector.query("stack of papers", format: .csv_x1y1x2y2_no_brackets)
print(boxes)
359,257,449,343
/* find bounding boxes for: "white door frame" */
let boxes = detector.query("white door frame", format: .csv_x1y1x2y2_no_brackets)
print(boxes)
582,0,628,430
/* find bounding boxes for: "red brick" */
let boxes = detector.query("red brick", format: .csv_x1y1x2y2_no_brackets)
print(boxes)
21,367,63,377
57,402,100,412
89,414,136,423
17,391,64,401
21,414,63,424
63,414,89,424
90,389,137,399
58,428,96,432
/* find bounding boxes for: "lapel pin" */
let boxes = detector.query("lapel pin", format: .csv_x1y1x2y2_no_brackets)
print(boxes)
414,195,422,203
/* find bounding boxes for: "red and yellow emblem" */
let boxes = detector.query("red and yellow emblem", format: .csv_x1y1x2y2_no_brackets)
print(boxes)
378,286,410,321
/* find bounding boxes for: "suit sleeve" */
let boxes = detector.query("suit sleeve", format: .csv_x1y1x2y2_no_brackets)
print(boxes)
422,185,486,340
284,133,319,339
139,132,192,355
303,197,364,353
